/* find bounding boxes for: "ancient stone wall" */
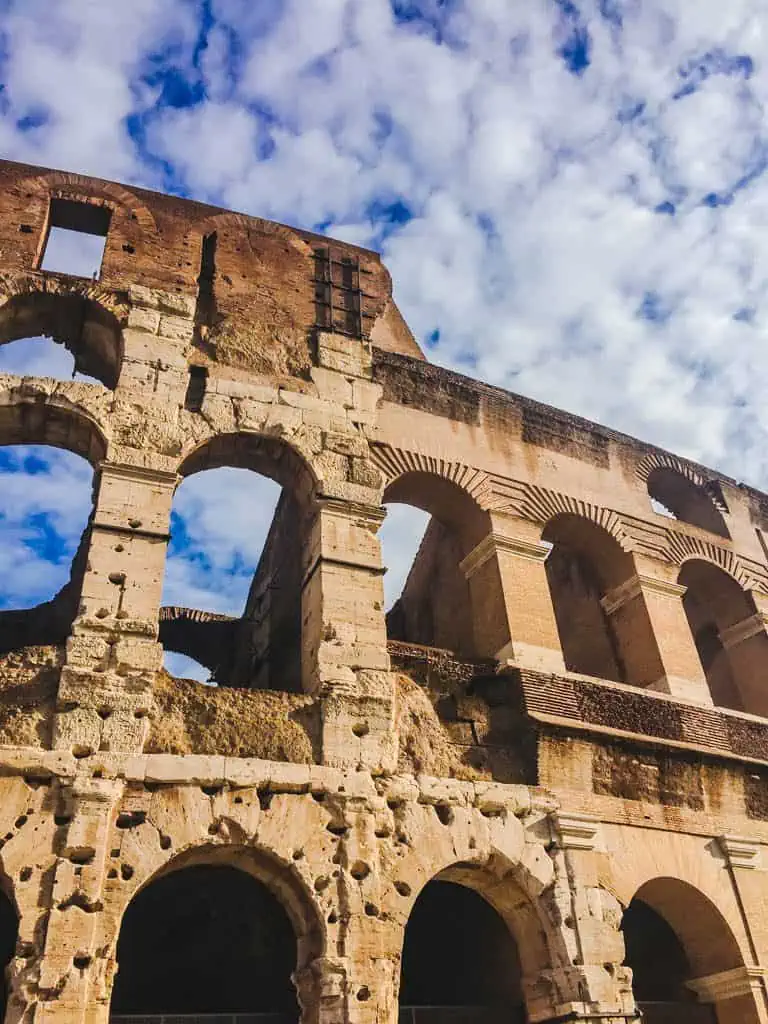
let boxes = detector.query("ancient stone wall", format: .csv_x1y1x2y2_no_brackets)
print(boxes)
0,158,765,1023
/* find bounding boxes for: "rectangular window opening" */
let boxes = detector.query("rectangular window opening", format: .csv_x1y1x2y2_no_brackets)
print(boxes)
184,365,209,412
40,198,111,280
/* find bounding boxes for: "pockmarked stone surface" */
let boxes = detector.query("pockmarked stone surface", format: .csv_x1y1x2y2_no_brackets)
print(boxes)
0,159,764,1023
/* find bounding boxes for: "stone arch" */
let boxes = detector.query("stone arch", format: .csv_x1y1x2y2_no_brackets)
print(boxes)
517,484,633,550
623,876,760,1024
542,512,662,685
678,558,768,714
178,429,319,504
162,431,319,690
0,389,108,465
387,805,563,1021
110,842,324,1020
376,458,493,657
0,279,126,388
646,465,730,538
0,392,104,655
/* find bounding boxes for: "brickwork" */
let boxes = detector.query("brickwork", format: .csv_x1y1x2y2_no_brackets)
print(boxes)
0,158,765,1022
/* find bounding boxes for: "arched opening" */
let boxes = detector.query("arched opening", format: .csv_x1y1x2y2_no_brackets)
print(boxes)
382,473,489,658
0,403,100,656
160,433,316,691
542,514,660,685
0,292,123,388
622,877,754,1024
110,863,300,1020
679,560,768,714
400,880,525,1023
647,468,730,539
0,889,18,1020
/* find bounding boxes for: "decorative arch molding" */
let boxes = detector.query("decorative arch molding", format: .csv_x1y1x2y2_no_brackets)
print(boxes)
667,534,768,593
636,451,729,514
19,170,158,237
515,485,634,550
194,210,313,253
370,443,495,509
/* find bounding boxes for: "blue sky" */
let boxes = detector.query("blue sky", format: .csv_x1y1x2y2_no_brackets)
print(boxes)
0,0,767,678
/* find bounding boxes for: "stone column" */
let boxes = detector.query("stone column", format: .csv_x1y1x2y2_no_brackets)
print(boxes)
718,602,768,716
32,776,123,1024
712,835,768,1024
543,812,639,1023
600,571,712,703
302,497,394,772
459,520,565,672
54,460,177,755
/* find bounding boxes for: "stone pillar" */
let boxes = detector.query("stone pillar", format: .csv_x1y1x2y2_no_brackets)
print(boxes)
32,776,123,1024
459,521,565,672
600,571,712,703
712,835,768,1023
302,497,394,772
54,460,177,755
719,603,768,716
544,812,639,1023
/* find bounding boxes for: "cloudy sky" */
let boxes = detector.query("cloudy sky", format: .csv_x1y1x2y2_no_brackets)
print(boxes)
0,0,767,678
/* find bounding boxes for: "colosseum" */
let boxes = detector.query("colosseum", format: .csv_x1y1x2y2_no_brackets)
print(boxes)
0,157,764,1024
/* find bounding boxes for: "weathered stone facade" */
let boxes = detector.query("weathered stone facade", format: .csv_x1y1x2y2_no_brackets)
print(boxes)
0,157,765,1022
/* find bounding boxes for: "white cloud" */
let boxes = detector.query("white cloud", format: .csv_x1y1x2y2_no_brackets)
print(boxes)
3,0,768,617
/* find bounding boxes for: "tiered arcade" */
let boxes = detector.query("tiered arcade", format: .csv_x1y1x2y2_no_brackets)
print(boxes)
0,159,764,1023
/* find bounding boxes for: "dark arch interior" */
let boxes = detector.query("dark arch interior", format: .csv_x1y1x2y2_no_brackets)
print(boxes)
0,889,18,1019
679,559,768,714
400,880,525,1021
111,864,299,1017
647,468,729,539
623,898,715,1022
542,515,642,684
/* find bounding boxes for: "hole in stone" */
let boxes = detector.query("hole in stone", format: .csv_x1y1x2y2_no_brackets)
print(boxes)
364,902,379,917
159,835,172,851
73,954,91,970
116,812,146,830
350,861,370,881
326,824,348,837
292,850,304,861
108,869,118,879
97,708,112,720
357,986,370,1002
19,868,32,882
435,804,454,827
120,864,134,881
311,791,325,803
69,850,94,865
233,796,243,805
351,722,369,738
327,911,338,924
133,709,148,720
394,880,411,897
14,816,27,829
72,745,92,759
258,790,273,812
314,876,330,893
54,815,71,827
201,785,222,797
